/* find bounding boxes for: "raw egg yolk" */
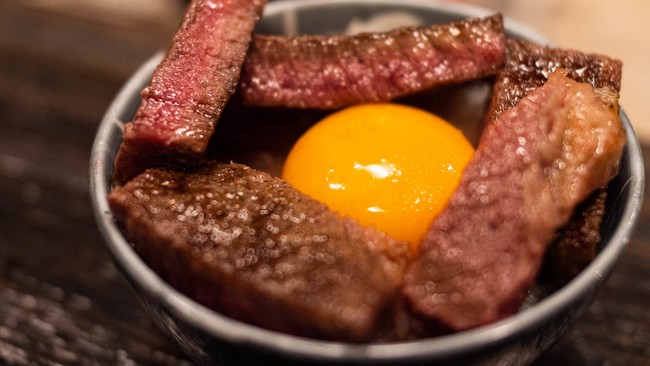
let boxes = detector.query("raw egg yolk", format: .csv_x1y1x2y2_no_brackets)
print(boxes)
282,103,474,251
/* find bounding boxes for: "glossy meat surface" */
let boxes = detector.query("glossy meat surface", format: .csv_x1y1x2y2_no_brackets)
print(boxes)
108,162,411,341
239,15,505,109
485,38,622,124
404,72,625,330
485,38,623,281
113,0,267,183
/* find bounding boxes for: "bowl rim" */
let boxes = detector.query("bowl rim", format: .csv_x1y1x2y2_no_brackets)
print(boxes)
90,0,644,362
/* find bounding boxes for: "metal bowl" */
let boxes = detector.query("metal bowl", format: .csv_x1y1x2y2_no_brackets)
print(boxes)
89,1,644,364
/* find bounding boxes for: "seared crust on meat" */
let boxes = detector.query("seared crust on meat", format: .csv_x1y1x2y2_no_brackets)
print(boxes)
485,38,622,125
113,0,267,184
109,162,411,342
485,38,623,281
404,72,625,330
543,189,608,283
239,15,506,109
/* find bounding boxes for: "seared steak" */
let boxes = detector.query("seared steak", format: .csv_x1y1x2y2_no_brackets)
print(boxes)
485,38,622,124
113,0,267,183
403,71,625,330
544,189,607,282
108,162,411,341
486,38,623,282
239,15,505,109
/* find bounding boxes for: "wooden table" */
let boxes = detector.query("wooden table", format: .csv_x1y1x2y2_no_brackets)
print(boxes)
0,1,648,364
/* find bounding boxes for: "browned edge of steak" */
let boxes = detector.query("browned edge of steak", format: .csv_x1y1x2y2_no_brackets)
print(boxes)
485,38,622,125
238,14,505,109
485,38,623,283
377,38,622,341
113,0,267,184
403,71,625,331
108,162,412,342
542,189,607,283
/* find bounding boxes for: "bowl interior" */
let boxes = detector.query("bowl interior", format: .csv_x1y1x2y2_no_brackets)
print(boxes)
90,0,644,362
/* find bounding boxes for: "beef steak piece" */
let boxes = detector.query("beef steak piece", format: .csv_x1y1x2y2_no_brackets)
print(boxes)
403,71,625,330
543,189,607,282
239,14,505,109
113,0,267,183
108,162,411,342
485,38,623,282
485,38,622,124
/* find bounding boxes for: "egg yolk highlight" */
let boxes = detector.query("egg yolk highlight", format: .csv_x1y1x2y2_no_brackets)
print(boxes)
282,103,474,251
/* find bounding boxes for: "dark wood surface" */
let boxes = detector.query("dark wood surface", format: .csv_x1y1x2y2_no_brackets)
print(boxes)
0,1,648,364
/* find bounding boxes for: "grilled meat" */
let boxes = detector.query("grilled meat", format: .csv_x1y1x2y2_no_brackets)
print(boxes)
404,71,625,330
113,0,267,183
239,15,505,109
108,162,411,341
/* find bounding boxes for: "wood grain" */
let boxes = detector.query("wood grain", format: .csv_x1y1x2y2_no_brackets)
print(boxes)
0,1,647,364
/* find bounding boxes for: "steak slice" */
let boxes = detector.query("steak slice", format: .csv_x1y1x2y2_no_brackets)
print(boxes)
113,0,267,183
485,38,623,124
108,162,411,342
403,71,625,330
543,189,607,282
239,14,505,109
485,38,623,282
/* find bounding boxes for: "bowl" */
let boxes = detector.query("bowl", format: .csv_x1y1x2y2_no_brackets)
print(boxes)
90,1,644,365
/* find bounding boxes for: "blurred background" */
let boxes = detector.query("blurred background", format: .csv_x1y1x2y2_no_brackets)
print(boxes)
0,0,648,365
